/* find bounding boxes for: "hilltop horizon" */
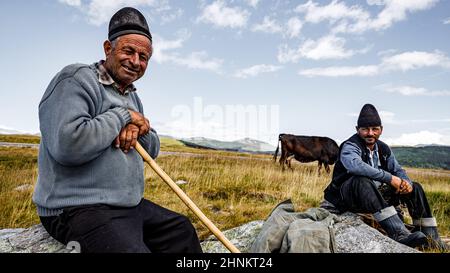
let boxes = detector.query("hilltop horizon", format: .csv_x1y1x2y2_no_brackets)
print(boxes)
2,125,450,150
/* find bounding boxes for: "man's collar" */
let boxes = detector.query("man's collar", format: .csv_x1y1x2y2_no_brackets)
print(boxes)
95,60,136,95
354,134,379,152
366,142,379,152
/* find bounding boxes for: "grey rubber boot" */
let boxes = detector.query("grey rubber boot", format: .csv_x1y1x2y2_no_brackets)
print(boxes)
413,218,449,252
374,206,428,248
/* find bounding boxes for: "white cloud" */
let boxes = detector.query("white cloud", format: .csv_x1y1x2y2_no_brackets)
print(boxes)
295,0,369,24
57,0,181,26
152,32,223,73
252,16,303,39
298,50,450,77
245,0,260,8
58,0,81,7
366,0,384,5
277,45,301,63
444,17,450,24
152,31,189,63
299,65,379,77
383,131,449,146
381,51,450,71
370,0,439,30
197,1,250,28
251,16,283,34
379,111,396,124
171,51,223,72
160,7,184,24
234,64,283,79
278,35,366,63
300,35,361,60
377,49,398,56
84,0,154,26
295,0,438,34
285,17,303,39
380,84,450,96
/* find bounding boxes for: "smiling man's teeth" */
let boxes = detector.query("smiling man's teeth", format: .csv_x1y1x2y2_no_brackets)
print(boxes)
123,66,136,73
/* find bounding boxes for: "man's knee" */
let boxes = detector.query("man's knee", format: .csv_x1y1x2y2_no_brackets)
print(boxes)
411,181,424,192
340,176,387,213
161,214,202,253
353,176,375,185
175,215,197,236
343,176,378,193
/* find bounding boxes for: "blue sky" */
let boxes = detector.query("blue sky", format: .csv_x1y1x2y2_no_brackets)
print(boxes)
1,0,449,146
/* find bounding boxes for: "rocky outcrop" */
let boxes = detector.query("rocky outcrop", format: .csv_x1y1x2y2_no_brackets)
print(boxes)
201,213,419,253
0,226,72,253
333,212,420,253
201,220,265,253
0,213,421,253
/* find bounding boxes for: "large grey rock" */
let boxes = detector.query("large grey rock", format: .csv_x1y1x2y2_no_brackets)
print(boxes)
0,225,72,253
201,220,265,253
201,213,420,253
334,212,419,253
0,213,421,253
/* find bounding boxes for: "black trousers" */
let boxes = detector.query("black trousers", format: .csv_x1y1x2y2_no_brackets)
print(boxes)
40,199,203,253
336,176,433,219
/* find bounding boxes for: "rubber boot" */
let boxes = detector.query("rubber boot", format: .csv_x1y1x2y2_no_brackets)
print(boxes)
375,207,427,248
413,218,449,252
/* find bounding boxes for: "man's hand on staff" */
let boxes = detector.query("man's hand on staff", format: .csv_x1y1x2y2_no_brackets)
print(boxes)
114,110,151,153
128,110,150,136
114,124,139,153
390,175,413,194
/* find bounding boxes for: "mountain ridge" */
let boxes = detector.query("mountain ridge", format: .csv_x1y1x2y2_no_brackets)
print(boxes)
179,136,276,154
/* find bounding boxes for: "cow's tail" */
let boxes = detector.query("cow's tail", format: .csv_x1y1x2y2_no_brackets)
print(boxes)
273,134,283,162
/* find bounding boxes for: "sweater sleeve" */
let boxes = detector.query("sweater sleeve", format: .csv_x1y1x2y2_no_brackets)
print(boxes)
39,77,131,166
138,128,160,159
386,147,412,185
340,142,392,184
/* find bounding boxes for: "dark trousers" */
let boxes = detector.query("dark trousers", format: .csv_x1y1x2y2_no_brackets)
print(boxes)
337,176,433,219
40,199,203,253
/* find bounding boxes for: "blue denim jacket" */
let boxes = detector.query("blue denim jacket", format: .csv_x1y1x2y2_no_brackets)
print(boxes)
340,141,411,186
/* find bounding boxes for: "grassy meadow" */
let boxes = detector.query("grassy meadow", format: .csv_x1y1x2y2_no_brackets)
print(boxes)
0,135,449,243
0,134,40,144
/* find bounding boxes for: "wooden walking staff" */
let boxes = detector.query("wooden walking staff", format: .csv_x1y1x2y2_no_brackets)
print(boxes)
134,142,241,253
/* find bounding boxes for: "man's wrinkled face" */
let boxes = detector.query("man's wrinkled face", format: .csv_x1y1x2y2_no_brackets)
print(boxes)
356,126,383,146
103,34,152,88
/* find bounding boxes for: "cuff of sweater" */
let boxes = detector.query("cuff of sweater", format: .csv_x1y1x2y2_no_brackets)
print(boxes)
381,171,392,184
139,129,160,159
111,107,132,126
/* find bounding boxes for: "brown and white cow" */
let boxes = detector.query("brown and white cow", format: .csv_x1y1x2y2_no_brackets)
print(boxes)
273,133,339,174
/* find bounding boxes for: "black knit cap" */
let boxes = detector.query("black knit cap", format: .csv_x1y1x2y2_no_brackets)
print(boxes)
357,104,382,127
108,7,152,42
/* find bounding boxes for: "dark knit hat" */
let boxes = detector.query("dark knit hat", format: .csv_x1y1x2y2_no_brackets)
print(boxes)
357,104,382,127
108,7,152,42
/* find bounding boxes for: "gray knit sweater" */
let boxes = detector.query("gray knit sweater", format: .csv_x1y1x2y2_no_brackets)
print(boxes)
32,63,160,216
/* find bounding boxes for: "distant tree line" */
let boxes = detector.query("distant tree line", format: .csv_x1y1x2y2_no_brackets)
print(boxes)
392,146,450,170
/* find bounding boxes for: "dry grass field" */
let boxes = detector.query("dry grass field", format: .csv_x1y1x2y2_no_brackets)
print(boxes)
0,135,449,243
